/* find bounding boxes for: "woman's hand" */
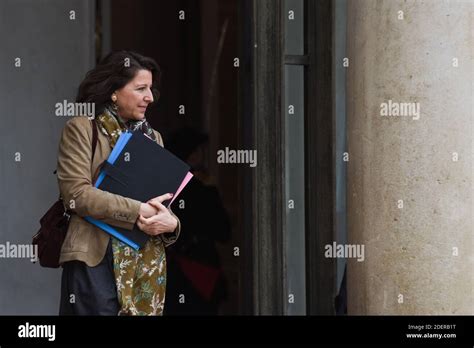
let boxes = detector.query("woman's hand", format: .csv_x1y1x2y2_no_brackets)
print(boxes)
139,192,174,218
139,202,158,218
137,193,178,236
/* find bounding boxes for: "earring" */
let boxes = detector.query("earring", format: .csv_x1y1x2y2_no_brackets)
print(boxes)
111,94,118,111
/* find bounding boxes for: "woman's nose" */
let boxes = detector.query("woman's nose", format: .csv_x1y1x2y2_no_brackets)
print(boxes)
144,90,154,103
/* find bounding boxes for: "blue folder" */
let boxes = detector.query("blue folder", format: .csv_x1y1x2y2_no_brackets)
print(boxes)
85,131,191,250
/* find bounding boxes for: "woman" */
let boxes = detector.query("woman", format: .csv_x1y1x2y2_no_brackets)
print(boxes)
57,51,180,316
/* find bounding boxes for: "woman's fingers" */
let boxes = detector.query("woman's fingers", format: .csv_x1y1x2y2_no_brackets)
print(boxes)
137,210,177,236
137,218,158,236
139,214,156,225
137,214,172,236
148,200,167,212
139,212,168,225
148,193,173,205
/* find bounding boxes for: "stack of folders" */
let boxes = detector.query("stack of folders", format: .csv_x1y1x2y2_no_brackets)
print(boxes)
85,131,193,250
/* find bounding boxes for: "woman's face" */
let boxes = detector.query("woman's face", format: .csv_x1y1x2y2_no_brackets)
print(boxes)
114,69,154,121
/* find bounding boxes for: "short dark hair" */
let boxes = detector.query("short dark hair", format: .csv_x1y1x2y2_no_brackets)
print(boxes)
76,51,161,114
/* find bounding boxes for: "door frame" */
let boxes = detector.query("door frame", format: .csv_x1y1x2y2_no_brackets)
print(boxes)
246,0,336,315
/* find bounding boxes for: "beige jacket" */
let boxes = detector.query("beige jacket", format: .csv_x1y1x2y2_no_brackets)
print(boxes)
57,116,180,267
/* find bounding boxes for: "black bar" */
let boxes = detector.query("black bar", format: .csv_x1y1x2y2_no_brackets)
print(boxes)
0,316,472,345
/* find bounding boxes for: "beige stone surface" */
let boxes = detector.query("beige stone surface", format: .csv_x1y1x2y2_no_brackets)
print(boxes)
346,0,473,314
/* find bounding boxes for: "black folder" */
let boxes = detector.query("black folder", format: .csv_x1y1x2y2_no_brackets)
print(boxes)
85,131,191,249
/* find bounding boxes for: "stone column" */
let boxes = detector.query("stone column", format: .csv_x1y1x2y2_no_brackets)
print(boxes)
346,0,473,314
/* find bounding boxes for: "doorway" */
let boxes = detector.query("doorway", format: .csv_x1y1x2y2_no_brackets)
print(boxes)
97,0,250,315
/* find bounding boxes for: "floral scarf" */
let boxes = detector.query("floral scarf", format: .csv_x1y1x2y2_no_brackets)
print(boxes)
95,106,167,316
